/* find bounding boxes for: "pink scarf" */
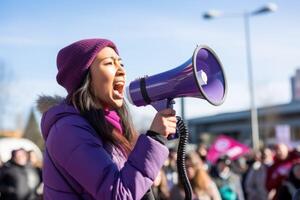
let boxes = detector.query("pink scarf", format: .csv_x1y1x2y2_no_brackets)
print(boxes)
103,109,123,134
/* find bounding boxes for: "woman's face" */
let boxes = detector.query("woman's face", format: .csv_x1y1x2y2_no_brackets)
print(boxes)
186,160,196,180
90,47,126,109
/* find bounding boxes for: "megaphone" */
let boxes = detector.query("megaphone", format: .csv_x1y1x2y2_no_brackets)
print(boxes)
126,45,227,110
126,45,227,200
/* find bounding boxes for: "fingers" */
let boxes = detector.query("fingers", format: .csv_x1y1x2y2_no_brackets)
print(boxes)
167,116,177,123
168,127,177,134
161,113,177,136
149,108,177,138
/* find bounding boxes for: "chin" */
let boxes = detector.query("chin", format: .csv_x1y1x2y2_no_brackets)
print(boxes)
111,99,124,109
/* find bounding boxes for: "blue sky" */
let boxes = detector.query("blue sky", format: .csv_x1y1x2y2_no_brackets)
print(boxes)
1,0,300,130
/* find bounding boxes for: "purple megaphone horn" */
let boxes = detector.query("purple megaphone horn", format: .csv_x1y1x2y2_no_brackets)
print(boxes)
126,45,227,111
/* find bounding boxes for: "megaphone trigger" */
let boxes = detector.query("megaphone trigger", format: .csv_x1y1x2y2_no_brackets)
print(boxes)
151,98,175,112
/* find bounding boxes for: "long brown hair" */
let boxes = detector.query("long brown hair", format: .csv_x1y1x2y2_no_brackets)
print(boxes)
186,152,212,195
69,71,137,156
153,169,170,200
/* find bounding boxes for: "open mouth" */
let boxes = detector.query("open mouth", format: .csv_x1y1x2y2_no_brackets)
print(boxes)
113,81,125,98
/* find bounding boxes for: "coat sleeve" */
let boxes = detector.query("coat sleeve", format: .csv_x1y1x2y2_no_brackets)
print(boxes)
47,121,169,200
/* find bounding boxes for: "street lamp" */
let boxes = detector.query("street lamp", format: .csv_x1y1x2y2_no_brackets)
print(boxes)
203,3,278,150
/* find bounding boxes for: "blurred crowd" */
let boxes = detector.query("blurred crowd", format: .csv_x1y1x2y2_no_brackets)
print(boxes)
1,142,300,200
152,142,300,200
0,148,42,200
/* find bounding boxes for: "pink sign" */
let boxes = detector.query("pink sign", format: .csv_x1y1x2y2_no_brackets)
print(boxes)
207,135,250,164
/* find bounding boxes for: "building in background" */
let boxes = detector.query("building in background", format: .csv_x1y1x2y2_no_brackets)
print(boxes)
188,69,300,147
291,68,300,102
0,130,22,138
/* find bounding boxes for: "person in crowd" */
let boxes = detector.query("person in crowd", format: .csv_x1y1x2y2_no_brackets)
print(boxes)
26,150,43,200
170,151,221,200
0,156,3,168
231,156,248,176
37,38,176,199
196,143,208,161
152,169,170,200
262,147,274,167
196,143,209,170
27,150,42,170
277,163,300,200
211,156,244,200
0,148,32,200
266,143,300,199
163,147,178,190
231,155,249,198
244,149,268,200
293,189,300,200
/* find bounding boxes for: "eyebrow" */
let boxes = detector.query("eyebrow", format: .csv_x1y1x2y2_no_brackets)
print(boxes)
99,56,122,63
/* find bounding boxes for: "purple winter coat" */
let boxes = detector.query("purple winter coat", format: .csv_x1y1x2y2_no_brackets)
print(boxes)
40,99,169,200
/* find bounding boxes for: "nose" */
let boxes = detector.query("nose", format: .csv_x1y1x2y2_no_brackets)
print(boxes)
115,61,125,76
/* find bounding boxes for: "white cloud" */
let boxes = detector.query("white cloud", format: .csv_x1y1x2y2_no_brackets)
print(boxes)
255,80,291,106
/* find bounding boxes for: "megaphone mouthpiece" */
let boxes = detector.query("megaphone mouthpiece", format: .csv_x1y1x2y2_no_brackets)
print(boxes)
199,70,208,85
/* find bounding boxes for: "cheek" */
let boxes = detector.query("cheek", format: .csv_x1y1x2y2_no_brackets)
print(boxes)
92,72,114,93
92,78,106,94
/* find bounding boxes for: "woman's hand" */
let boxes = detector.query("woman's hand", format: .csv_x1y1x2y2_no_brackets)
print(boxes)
149,108,177,138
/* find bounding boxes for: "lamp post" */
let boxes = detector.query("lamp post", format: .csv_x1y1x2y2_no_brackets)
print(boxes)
181,98,185,121
203,3,277,150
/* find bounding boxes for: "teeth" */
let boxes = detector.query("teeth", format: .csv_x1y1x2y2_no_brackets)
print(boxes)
113,82,124,94
114,82,124,86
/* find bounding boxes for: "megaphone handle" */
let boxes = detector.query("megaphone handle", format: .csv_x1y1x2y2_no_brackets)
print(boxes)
151,98,174,112
151,99,179,140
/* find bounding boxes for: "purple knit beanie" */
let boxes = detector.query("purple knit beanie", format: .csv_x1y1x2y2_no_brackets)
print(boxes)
56,38,119,94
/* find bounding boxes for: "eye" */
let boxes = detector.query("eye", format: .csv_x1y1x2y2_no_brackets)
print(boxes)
120,63,125,67
104,62,113,66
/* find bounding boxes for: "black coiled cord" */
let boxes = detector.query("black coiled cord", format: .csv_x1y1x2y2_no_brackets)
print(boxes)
176,116,192,200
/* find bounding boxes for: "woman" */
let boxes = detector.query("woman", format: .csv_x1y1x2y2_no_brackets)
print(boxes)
37,38,176,199
152,169,170,200
244,150,268,200
211,156,244,200
170,151,221,200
